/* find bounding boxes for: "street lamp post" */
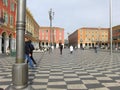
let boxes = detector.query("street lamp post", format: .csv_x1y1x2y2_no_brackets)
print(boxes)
109,0,113,55
98,26,100,47
49,8,54,47
6,0,34,90
67,32,69,47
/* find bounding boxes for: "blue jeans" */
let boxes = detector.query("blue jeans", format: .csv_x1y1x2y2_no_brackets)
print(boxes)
25,54,33,68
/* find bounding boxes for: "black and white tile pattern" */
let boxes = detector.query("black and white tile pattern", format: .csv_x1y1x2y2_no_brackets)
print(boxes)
0,49,120,90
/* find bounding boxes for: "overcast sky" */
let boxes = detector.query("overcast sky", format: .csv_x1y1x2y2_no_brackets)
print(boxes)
27,0,120,38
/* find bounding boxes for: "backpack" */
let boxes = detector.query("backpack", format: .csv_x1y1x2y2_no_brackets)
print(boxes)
29,44,35,51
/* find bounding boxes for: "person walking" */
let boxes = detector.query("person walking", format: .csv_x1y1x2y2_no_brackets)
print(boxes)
48,46,52,54
25,37,34,68
29,40,37,67
94,45,97,53
70,45,73,54
59,43,63,55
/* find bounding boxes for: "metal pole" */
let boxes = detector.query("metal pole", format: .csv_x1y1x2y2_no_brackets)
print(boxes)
6,0,34,90
109,0,113,55
49,8,54,47
67,32,69,47
49,8,52,46
98,26,100,47
16,0,26,63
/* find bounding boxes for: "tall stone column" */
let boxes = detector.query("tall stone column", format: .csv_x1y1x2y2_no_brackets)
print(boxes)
56,43,59,48
5,37,9,53
11,38,16,51
5,0,34,89
78,44,80,48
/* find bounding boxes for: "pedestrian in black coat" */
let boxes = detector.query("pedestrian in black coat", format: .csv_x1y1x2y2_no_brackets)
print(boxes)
28,40,37,66
94,46,97,53
59,43,63,55
25,37,34,68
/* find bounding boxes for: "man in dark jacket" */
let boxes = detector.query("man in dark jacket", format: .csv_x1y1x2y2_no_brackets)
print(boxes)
94,46,97,53
25,37,34,68
29,40,37,66
59,43,63,55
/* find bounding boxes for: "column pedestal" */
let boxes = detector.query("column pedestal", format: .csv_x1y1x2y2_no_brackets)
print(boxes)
5,63,34,90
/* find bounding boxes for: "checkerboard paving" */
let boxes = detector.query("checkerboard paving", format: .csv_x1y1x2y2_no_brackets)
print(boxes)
1,50,120,90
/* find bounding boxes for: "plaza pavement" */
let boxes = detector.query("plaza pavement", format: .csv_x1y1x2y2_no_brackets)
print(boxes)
0,49,120,90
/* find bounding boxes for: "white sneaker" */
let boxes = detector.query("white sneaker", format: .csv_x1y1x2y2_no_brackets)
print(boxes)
33,64,37,67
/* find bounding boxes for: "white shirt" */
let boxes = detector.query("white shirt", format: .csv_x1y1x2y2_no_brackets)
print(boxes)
70,46,73,51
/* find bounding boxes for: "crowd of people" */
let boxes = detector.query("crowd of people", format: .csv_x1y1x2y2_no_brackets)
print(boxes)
6,37,100,69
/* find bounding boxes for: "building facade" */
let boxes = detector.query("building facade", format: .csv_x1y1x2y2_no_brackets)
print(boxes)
25,8,40,49
0,0,17,53
112,25,120,49
69,27,109,48
39,27,64,48
0,0,40,54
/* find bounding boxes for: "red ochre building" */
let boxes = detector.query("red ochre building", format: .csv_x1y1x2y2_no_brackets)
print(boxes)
0,0,17,53
39,27,64,48
68,27,109,48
